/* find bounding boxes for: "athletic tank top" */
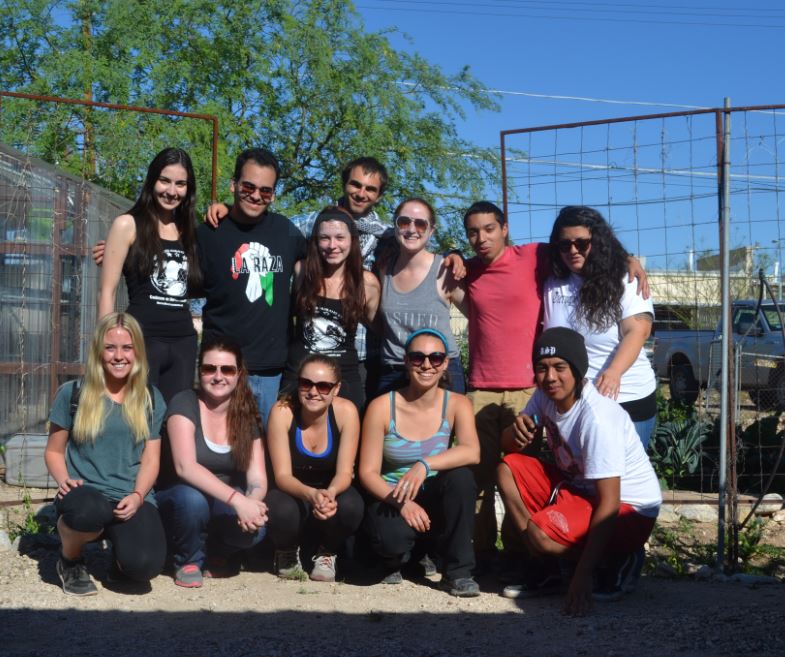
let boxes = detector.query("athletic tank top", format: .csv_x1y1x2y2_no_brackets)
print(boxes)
380,254,459,365
381,390,451,485
124,237,195,338
288,404,341,489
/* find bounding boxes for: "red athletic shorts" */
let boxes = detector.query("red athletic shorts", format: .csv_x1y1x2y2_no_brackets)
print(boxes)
502,453,656,553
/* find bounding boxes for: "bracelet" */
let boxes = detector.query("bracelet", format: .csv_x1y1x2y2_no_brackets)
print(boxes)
132,490,143,503
416,458,431,477
226,490,238,505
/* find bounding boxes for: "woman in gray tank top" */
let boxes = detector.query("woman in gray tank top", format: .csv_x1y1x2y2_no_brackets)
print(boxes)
376,197,467,395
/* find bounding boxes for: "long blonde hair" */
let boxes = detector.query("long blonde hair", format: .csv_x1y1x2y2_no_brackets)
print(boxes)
72,312,152,444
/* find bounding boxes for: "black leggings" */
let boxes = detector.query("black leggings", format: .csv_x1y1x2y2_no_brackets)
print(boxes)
56,485,166,582
363,468,477,580
266,486,364,553
145,334,198,404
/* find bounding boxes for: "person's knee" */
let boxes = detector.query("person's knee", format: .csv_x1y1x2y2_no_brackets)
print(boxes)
525,523,565,557
440,467,477,500
364,508,412,558
334,489,365,527
58,486,111,533
117,548,165,581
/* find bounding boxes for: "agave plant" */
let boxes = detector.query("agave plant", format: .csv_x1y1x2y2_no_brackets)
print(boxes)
650,418,713,485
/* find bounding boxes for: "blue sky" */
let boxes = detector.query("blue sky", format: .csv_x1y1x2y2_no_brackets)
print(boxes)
356,1,785,270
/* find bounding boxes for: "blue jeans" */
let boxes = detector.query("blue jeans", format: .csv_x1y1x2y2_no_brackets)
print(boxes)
248,372,282,428
157,484,266,570
633,415,656,451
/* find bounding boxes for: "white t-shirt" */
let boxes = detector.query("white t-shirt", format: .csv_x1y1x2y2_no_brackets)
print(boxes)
543,273,656,403
523,382,661,517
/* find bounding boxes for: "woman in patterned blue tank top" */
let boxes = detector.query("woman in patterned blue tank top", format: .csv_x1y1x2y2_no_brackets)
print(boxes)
359,328,481,597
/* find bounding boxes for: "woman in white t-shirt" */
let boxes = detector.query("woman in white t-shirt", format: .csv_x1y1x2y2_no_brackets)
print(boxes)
543,206,656,448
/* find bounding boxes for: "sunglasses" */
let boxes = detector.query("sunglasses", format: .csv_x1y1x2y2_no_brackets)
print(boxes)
298,377,337,395
395,215,431,232
200,363,239,376
557,238,592,254
238,180,275,199
405,351,447,368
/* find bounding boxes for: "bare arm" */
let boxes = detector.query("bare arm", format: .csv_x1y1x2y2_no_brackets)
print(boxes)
205,202,229,228
563,476,621,617
326,397,361,498
363,271,381,325
595,312,652,399
245,437,268,502
45,425,82,497
627,256,649,299
97,214,135,318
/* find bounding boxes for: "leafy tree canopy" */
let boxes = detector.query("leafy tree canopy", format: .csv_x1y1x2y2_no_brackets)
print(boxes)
0,0,499,251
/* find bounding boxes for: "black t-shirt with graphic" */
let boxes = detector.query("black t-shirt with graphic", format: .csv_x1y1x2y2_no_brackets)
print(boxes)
124,238,195,338
197,213,306,371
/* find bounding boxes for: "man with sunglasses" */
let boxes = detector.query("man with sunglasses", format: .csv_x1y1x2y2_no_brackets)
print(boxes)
196,147,306,426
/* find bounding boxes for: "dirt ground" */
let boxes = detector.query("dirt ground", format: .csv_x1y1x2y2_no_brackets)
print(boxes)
2,482,785,657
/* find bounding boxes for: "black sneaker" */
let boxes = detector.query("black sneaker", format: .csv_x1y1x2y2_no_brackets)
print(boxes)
441,576,480,597
57,557,98,597
381,570,403,585
593,550,643,602
419,554,438,578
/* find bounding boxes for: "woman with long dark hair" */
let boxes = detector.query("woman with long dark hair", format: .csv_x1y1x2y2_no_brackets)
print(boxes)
544,206,656,447
283,206,380,410
45,312,167,596
266,354,363,582
98,147,201,402
156,335,268,588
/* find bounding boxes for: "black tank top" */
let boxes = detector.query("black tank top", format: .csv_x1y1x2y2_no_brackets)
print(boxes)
288,296,358,370
287,405,341,489
124,238,195,338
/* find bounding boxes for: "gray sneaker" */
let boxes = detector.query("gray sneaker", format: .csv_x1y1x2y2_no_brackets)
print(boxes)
174,563,203,588
441,576,480,598
274,548,306,580
310,552,337,582
57,557,98,597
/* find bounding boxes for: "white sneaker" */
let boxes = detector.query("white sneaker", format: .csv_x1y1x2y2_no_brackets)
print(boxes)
310,552,337,582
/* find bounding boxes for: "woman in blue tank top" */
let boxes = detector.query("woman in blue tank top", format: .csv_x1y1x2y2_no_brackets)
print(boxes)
359,328,480,597
376,198,467,395
267,354,364,583
98,148,201,403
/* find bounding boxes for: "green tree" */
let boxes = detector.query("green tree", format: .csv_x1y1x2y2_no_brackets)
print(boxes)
0,0,498,243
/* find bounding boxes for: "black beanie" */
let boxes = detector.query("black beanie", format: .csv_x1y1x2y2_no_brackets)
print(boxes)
533,327,589,379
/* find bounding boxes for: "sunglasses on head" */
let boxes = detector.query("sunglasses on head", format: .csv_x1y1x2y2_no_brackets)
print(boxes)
200,363,239,376
238,180,275,198
298,377,337,395
405,351,447,368
395,215,431,232
557,237,592,254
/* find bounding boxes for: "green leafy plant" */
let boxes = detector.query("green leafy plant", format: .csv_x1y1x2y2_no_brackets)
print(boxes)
8,490,51,541
650,418,713,486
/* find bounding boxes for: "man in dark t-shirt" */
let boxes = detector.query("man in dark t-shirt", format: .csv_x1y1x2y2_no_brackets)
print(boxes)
197,148,306,426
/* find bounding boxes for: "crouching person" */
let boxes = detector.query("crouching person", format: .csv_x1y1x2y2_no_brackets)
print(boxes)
44,313,167,596
497,327,661,616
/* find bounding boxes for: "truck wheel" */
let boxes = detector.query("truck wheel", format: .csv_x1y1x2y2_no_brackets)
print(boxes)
669,363,699,405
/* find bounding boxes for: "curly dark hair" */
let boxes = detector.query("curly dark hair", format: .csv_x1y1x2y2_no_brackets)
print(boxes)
198,335,263,471
549,205,629,332
126,148,201,293
296,206,366,331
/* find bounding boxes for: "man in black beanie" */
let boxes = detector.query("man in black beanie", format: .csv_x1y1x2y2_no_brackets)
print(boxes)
496,327,661,616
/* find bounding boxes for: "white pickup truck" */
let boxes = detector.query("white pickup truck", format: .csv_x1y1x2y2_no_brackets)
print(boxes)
652,300,785,409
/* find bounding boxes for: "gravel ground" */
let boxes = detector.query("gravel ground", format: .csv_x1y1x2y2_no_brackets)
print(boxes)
1,539,784,657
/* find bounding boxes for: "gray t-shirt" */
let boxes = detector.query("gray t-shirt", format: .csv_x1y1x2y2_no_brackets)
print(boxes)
159,389,259,488
381,254,460,364
49,380,165,503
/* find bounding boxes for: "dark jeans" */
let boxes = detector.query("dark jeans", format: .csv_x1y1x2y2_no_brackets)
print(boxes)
266,486,364,553
363,467,476,580
145,334,198,404
156,483,266,569
55,484,166,581
375,358,466,397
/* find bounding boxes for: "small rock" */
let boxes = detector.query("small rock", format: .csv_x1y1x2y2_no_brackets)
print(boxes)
657,506,680,523
753,493,783,516
11,536,20,551
683,562,702,576
0,530,13,551
655,561,679,578
729,573,780,587
678,505,717,523
771,509,785,523
695,565,714,580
